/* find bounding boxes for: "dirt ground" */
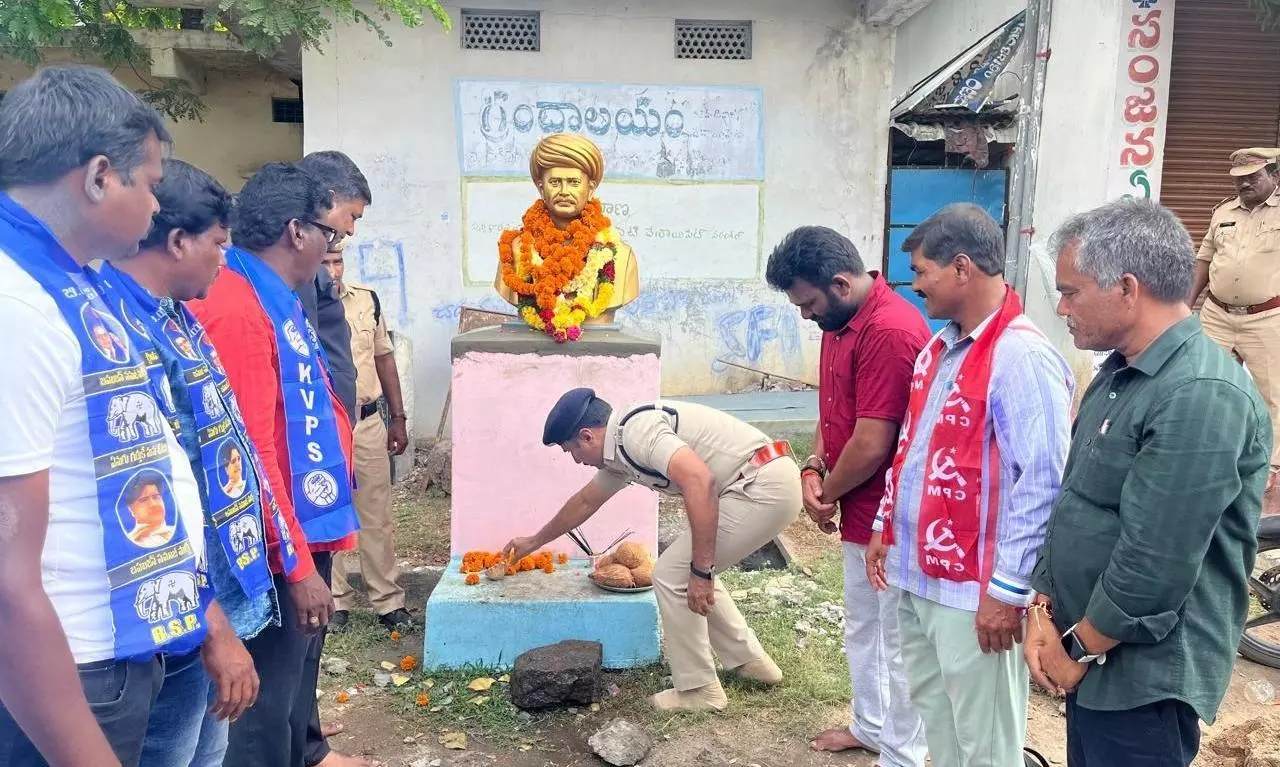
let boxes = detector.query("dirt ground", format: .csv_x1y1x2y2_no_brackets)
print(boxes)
319,478,1280,767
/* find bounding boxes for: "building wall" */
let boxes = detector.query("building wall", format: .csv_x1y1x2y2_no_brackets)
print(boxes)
0,53,303,191
303,0,895,432
890,0,1025,101
1026,0,1177,386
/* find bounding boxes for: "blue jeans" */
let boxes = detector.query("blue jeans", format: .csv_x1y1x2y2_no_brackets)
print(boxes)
138,651,229,767
0,656,163,766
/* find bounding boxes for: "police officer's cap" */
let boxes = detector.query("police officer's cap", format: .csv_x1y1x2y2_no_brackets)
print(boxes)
542,387,597,446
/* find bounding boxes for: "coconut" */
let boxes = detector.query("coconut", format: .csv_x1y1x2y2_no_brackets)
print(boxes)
613,542,651,569
629,563,653,587
594,563,635,588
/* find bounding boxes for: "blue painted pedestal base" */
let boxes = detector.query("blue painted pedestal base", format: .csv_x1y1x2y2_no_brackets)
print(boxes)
425,556,662,671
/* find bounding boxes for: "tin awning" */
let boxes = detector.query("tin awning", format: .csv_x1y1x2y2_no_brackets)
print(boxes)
890,10,1028,120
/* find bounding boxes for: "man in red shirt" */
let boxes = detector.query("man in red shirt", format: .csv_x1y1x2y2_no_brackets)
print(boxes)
190,163,363,767
767,226,930,766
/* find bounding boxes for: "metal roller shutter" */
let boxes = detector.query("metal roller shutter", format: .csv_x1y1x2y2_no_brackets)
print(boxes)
1162,0,1280,243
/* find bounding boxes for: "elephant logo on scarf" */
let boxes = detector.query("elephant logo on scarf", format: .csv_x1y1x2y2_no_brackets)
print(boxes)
202,383,224,419
107,392,163,442
134,571,200,622
229,515,261,554
282,319,310,357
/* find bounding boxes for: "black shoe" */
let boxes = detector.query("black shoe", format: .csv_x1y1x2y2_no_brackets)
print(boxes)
330,610,350,632
379,608,414,630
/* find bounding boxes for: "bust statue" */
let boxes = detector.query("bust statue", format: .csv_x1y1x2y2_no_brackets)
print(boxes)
495,133,640,341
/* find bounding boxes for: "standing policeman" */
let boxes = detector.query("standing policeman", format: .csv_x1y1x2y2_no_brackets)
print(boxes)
505,389,802,712
1189,147,1280,514
322,250,413,631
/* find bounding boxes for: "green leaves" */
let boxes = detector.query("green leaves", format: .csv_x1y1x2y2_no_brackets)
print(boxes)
0,0,450,120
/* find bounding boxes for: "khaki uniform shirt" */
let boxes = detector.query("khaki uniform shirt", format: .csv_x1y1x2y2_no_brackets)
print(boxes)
592,400,773,497
339,281,394,407
1196,190,1280,306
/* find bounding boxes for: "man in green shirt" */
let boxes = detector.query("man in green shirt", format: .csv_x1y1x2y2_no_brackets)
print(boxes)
1028,197,1270,767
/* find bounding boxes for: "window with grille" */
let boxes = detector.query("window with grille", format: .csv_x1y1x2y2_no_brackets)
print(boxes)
271,98,303,124
461,10,540,52
675,20,752,60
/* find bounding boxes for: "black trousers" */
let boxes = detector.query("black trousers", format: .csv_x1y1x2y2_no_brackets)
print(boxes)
1066,695,1200,767
300,552,332,766
0,656,163,767
224,574,311,767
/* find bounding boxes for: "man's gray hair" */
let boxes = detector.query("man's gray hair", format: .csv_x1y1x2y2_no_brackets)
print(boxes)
0,65,171,189
1049,198,1194,303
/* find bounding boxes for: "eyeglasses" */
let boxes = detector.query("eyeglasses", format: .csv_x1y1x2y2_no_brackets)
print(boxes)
307,221,342,246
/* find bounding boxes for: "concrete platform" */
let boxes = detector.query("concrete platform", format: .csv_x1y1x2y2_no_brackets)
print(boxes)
670,390,818,438
424,556,661,671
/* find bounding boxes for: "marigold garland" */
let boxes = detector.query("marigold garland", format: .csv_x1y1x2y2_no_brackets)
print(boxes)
498,199,619,343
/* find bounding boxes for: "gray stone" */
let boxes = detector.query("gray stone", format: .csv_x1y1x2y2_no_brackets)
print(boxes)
510,640,602,710
588,719,653,766
422,438,452,495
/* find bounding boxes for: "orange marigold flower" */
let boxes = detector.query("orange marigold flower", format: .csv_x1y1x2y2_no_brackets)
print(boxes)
400,655,419,672
415,693,430,707
542,561,555,574
505,565,517,576
390,630,402,641
465,573,480,586
556,553,568,565
336,692,350,704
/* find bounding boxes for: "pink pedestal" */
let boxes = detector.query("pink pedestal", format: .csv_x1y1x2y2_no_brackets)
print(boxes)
449,324,661,559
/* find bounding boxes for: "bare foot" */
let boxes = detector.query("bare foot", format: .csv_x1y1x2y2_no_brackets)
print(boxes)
321,722,344,738
313,752,375,767
810,728,877,753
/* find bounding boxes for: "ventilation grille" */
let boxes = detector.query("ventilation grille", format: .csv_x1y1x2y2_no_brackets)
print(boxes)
675,20,752,60
271,98,303,124
461,9,540,51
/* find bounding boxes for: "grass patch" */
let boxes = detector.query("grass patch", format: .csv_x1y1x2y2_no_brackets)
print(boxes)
320,551,850,747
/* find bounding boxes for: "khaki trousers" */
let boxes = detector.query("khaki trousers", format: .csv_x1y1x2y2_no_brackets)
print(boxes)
653,458,802,690
332,415,405,614
1201,300,1280,467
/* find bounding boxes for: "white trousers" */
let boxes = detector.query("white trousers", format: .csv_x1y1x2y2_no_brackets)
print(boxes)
843,543,928,767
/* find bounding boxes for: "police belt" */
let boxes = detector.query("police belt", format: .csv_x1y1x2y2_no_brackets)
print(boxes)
1208,292,1280,316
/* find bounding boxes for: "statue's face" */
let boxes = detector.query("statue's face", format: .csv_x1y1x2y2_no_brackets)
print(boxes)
538,167,595,223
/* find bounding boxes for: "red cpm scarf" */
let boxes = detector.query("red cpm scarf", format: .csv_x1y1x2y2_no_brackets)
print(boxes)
878,286,1031,584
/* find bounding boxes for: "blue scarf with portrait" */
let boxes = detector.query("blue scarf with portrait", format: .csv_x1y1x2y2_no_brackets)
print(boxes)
224,247,358,543
99,264,298,599
0,194,207,659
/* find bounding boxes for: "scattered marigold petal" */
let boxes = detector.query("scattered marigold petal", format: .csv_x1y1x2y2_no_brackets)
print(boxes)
390,630,402,641
400,655,419,672
557,553,568,565
416,693,430,707
336,692,350,704
465,573,479,586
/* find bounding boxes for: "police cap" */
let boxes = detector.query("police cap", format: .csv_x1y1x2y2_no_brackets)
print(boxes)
542,387,597,446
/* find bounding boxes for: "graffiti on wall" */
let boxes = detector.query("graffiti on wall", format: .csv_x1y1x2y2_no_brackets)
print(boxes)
353,239,412,327
712,304,801,373
455,79,765,181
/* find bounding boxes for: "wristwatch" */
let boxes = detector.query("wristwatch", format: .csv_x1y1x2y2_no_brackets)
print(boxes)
690,564,716,581
1062,623,1107,666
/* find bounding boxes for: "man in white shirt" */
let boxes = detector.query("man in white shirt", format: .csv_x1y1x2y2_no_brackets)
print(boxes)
0,66,209,767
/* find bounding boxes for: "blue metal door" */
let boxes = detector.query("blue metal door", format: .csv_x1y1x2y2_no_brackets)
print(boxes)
885,169,1009,333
